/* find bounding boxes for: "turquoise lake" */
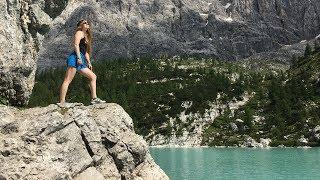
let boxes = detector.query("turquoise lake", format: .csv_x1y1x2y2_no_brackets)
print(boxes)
150,147,320,180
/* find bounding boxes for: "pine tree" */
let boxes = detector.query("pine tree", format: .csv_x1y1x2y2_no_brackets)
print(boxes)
314,40,320,53
291,55,299,68
304,43,312,58
243,106,253,131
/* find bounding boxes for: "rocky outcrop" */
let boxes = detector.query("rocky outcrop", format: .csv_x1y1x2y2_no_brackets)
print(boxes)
0,0,52,106
0,103,168,180
311,125,320,141
297,135,309,146
37,0,320,71
242,136,271,148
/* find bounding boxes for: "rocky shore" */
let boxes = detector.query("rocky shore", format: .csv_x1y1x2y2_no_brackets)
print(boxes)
0,103,169,180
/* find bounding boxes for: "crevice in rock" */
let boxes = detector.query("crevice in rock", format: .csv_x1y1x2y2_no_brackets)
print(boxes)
19,0,30,36
121,175,126,180
80,131,95,157
172,0,183,9
73,120,97,157
170,0,184,41
118,0,123,13
1,122,19,134
101,138,144,179
128,2,131,12
274,0,282,17
39,127,46,134
5,0,11,15
101,139,124,177
108,150,125,179
101,136,117,149
123,141,144,167
21,135,38,144
254,0,261,15
45,121,74,136
1,150,11,157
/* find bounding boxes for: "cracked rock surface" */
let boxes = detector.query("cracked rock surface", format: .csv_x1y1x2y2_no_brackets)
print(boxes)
0,103,168,180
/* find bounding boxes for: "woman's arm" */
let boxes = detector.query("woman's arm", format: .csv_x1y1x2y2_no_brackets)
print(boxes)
85,51,93,70
85,52,91,64
74,31,84,62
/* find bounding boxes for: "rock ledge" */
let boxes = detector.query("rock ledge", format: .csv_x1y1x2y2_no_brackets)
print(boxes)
0,103,168,180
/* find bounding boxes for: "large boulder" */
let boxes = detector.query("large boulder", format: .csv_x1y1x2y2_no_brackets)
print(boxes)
0,103,168,180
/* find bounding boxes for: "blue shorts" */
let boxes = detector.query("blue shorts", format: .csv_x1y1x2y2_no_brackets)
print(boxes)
66,51,88,71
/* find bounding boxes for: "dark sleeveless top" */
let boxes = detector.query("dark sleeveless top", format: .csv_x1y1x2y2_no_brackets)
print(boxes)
79,37,87,54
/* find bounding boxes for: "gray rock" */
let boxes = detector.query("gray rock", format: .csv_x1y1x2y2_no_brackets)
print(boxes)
259,138,271,148
0,174,8,180
243,135,259,147
297,135,308,145
235,119,244,123
313,125,320,134
243,136,271,148
0,0,51,106
0,103,168,180
311,125,320,141
2,0,320,106
74,167,106,180
229,122,238,132
37,0,320,72
278,144,285,148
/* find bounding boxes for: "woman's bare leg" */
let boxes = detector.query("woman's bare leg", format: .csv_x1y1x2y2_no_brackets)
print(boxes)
79,67,97,99
59,67,77,103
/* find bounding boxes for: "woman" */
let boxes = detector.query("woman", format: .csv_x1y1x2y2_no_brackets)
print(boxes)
58,19,105,106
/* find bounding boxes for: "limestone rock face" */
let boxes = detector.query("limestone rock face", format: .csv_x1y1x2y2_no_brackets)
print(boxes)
0,103,168,180
37,0,320,71
0,0,51,106
2,0,320,105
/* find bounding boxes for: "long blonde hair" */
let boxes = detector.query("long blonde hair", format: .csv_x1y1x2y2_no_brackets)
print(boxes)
73,19,93,55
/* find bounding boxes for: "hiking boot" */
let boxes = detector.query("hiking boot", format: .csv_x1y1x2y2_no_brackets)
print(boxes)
91,97,106,104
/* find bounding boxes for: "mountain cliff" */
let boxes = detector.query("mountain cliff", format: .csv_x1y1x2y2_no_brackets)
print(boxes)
37,0,320,71
1,0,320,105
0,102,169,179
